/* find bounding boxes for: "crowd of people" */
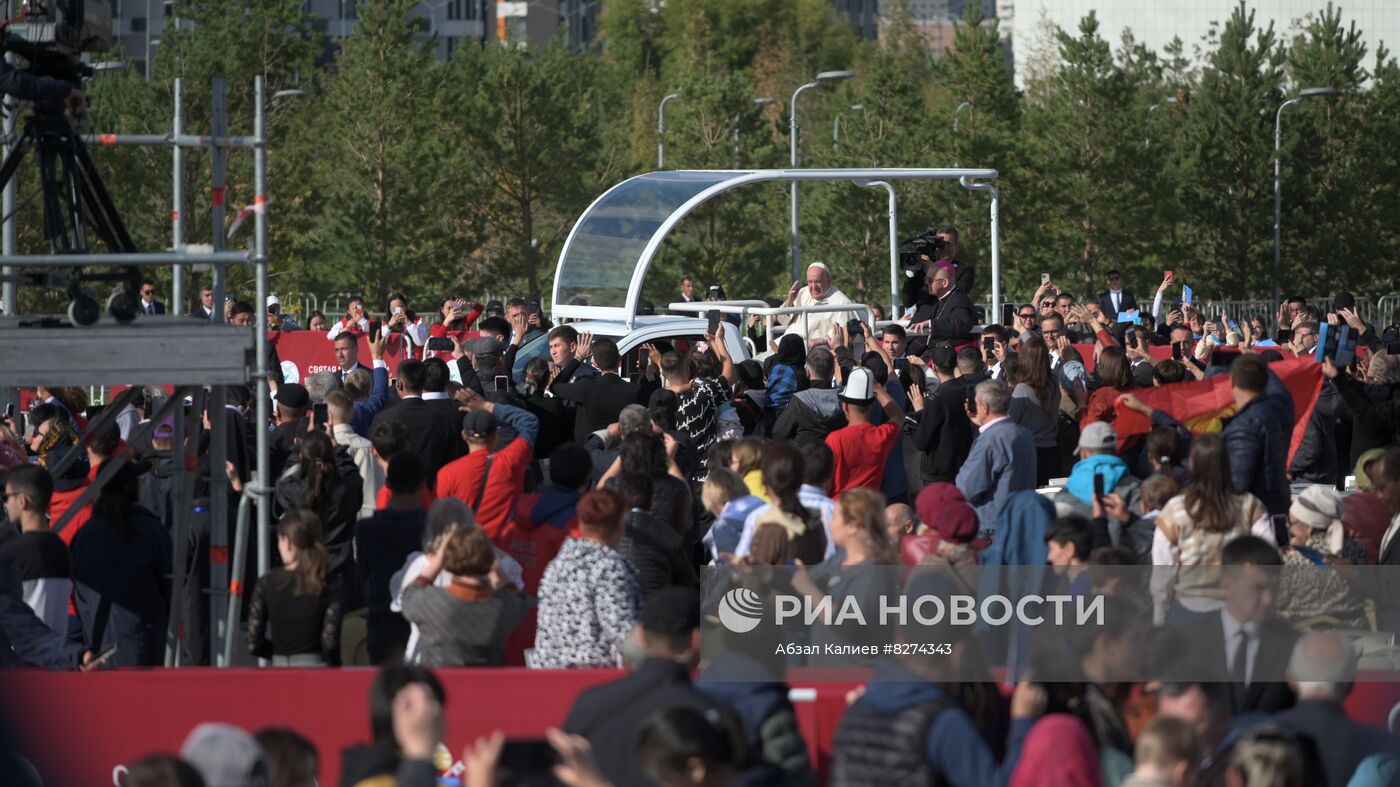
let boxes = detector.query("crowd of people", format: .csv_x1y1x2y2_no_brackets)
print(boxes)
5,236,1400,787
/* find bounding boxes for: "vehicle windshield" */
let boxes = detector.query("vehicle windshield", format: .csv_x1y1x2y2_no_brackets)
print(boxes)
555,171,736,310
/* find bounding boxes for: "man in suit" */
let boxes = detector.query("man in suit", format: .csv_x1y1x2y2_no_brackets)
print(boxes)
562,588,741,787
1097,269,1139,319
678,277,697,303
909,260,976,353
196,285,216,319
138,279,166,316
553,337,657,443
370,359,464,484
1180,536,1297,716
909,345,985,484
334,332,370,383
955,378,1037,542
1276,632,1400,786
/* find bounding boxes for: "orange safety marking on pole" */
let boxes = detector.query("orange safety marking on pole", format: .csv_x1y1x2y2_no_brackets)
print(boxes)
210,546,229,565
172,211,180,223
211,187,225,206
100,134,117,146
254,195,267,206
229,580,243,596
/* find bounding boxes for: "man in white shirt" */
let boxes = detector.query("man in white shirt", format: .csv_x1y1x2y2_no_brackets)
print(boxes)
1097,269,1139,319
780,262,856,343
325,389,381,519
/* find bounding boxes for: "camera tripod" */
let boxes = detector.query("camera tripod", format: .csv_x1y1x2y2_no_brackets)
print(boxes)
0,104,141,324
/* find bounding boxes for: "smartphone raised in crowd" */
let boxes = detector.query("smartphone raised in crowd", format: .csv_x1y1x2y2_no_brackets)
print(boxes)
367,319,381,337
965,385,978,415
1093,473,1106,500
707,310,721,335
494,375,510,391
1041,273,1051,284
893,357,910,373
425,337,454,352
313,403,328,429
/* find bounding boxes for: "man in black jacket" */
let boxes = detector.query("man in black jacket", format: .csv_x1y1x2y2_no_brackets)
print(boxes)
562,587,740,787
554,337,658,444
908,260,976,352
370,360,464,484
771,347,845,447
908,346,985,484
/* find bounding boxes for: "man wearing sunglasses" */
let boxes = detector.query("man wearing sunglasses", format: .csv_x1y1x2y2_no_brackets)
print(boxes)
138,279,165,316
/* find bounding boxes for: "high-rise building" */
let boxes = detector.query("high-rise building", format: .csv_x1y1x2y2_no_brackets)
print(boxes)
834,0,881,40
1012,0,1400,85
496,0,599,49
108,0,493,76
883,0,1006,58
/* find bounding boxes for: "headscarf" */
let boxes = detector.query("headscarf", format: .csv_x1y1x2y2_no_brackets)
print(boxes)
1009,714,1103,787
1290,484,1346,555
1355,448,1388,492
915,483,978,546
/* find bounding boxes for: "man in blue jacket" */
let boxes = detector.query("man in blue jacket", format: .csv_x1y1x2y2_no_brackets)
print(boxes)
956,379,1037,544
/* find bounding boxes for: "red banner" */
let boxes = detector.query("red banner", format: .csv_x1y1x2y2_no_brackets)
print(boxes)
1113,356,1323,463
3,667,1398,786
273,331,415,384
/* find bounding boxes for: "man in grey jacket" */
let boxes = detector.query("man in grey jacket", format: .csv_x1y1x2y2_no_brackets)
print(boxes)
771,347,845,447
956,379,1038,542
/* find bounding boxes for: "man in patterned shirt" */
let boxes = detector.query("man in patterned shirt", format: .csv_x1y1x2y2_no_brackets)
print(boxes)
652,325,736,480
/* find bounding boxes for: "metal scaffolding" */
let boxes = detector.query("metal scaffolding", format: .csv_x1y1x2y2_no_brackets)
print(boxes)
0,76,273,668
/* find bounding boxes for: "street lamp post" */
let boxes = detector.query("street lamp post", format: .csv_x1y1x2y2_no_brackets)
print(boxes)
657,92,679,169
1273,86,1336,307
790,70,854,281
1145,96,1180,148
952,101,970,133
832,104,865,150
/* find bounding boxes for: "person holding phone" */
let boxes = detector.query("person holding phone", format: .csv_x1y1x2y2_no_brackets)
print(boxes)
383,292,429,352
428,296,485,360
325,295,371,341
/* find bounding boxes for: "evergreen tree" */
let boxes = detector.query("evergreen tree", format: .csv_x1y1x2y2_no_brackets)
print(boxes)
307,0,452,304
1175,2,1284,296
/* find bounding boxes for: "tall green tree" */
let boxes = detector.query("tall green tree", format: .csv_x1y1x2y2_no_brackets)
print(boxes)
1174,1,1284,296
935,3,1021,303
451,43,607,298
1018,13,1165,299
306,0,453,304
1281,4,1390,294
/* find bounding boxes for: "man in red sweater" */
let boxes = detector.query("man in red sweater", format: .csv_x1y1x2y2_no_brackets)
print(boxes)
433,389,539,539
825,367,904,495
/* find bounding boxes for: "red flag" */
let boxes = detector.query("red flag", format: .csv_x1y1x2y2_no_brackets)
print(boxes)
1112,356,1323,464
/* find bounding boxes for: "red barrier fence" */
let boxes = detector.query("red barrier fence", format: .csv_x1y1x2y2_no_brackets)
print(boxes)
5,669,1399,786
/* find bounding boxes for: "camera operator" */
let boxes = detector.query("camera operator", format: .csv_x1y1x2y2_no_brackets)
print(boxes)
0,60,86,115
899,226,973,317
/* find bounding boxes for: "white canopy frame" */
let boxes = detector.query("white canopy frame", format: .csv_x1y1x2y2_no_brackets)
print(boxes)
550,168,1001,329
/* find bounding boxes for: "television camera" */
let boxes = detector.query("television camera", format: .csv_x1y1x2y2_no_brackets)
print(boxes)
899,227,946,273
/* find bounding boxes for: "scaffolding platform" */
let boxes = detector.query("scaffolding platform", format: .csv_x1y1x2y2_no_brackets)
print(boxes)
0,317,254,386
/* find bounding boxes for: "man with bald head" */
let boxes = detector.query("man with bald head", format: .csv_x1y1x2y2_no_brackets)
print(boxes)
781,262,856,343
1275,632,1399,786
886,503,917,543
